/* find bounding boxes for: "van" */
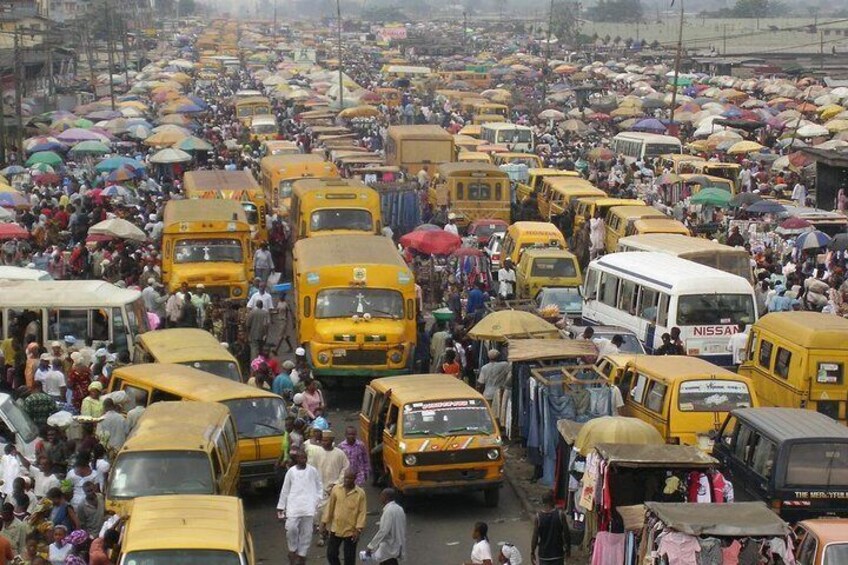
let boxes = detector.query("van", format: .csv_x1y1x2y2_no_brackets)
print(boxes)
537,177,604,220
614,355,758,449
515,247,581,299
108,364,287,486
713,407,848,522
624,218,690,239
118,495,255,565
360,374,504,506
500,221,566,266
249,114,278,142
515,168,580,204
593,354,639,386
603,205,667,253
1,392,39,460
133,329,242,382
106,401,239,516
794,519,848,564
739,312,848,422
0,266,52,281
573,197,645,231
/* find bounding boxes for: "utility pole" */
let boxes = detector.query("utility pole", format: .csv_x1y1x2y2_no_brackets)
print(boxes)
463,11,467,46
668,0,684,126
540,0,554,109
336,0,343,110
273,0,277,44
119,12,131,87
722,24,727,56
13,27,23,164
82,19,97,92
105,0,117,110
820,31,824,72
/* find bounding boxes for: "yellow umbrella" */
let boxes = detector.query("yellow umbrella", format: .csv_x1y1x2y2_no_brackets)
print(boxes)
573,416,664,456
688,140,714,152
143,129,188,147
820,105,846,121
467,311,559,341
117,100,149,111
610,107,643,118
825,119,848,133
554,64,577,75
726,140,764,155
338,105,381,119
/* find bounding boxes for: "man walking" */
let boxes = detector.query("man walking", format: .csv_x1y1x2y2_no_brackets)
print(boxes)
338,426,370,487
531,491,571,565
365,488,406,565
245,301,271,362
277,448,322,565
321,469,366,565
253,242,275,282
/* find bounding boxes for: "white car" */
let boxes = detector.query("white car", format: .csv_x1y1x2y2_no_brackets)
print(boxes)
485,232,504,271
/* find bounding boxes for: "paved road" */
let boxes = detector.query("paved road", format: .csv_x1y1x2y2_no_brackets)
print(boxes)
244,399,534,564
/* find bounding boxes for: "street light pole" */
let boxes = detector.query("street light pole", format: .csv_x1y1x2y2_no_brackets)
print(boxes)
540,0,554,109
668,0,684,126
336,0,343,110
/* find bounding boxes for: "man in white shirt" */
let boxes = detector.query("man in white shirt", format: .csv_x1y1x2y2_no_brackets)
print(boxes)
43,359,67,403
277,448,323,565
247,280,275,311
593,335,623,358
444,213,459,236
366,488,406,563
726,323,749,366
792,181,807,207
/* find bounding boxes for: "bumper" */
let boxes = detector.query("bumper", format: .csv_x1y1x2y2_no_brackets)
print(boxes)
398,478,503,496
311,367,411,377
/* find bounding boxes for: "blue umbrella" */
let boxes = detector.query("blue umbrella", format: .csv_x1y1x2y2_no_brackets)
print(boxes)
631,118,667,133
95,156,145,173
0,165,25,176
746,200,787,215
796,230,831,250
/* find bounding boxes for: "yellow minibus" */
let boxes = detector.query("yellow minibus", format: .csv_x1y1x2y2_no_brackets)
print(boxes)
183,170,268,243
500,221,566,266
259,154,340,216
430,162,511,227
289,178,382,242
133,328,242,382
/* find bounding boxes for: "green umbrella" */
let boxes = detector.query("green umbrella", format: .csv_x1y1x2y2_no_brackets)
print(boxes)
176,136,213,152
690,187,732,207
25,150,63,167
69,140,111,155
74,118,94,129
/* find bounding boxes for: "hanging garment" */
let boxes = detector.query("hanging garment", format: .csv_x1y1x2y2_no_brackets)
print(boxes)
592,531,626,565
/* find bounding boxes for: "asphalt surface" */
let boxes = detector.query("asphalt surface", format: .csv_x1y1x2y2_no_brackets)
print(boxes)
243,392,535,564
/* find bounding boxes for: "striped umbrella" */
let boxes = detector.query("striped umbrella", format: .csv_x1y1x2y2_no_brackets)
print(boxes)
796,230,831,250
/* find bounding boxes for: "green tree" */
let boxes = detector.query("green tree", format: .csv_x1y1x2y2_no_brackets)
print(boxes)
589,0,643,23
550,1,584,47
732,0,769,17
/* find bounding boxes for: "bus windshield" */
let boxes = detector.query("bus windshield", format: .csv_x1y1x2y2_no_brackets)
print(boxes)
310,210,373,232
124,550,240,565
252,124,277,134
645,143,681,157
786,442,848,487
402,398,495,437
315,288,404,319
223,397,287,438
180,360,241,382
497,129,532,144
175,239,243,263
676,294,755,326
531,258,577,278
109,452,213,498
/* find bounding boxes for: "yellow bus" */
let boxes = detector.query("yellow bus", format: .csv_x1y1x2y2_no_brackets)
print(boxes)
573,197,645,230
183,170,268,243
289,178,382,242
537,176,602,220
457,151,493,164
739,312,848,422
133,328,242,382
429,162,511,227
234,96,271,125
690,161,742,190
259,154,339,216
604,205,667,253
492,153,543,169
292,235,416,378
161,200,252,299
515,168,581,203
386,125,455,176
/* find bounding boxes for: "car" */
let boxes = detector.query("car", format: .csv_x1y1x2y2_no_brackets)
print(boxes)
467,218,508,246
536,287,582,318
485,232,504,271
565,325,647,354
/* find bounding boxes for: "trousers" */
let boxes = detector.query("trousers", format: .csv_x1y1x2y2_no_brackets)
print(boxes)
327,533,357,565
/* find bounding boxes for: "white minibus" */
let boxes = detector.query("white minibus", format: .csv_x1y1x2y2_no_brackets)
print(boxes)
480,123,534,153
612,132,682,165
582,252,757,366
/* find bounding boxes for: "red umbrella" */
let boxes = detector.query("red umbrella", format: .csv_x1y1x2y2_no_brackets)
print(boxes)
452,246,483,257
0,223,29,240
779,217,812,230
33,172,61,185
399,230,462,255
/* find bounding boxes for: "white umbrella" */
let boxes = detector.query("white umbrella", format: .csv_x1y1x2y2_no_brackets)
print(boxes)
89,218,147,242
0,207,13,222
149,147,192,164
796,124,830,138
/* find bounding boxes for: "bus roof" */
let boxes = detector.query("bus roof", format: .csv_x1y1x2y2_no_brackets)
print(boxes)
508,221,562,235
112,364,279,402
607,205,664,219
481,122,531,131
294,235,406,271
519,247,576,259
387,125,452,141
527,168,578,177
613,132,682,144
124,495,246,554
752,312,848,349
292,177,369,195
250,114,277,126
370,374,487,404
163,199,247,226
624,355,740,381
119,401,230,452
436,162,508,176
618,234,741,254
731,407,848,443
235,96,269,105
136,329,235,364
0,280,140,307
184,170,260,193
592,252,753,292
544,176,597,190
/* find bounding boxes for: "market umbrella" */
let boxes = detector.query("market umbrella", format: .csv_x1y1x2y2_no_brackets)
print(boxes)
779,217,812,230
796,123,829,138
559,119,593,135
413,223,443,232
88,218,146,242
55,128,104,143
100,185,136,199
796,230,831,250
0,223,29,240
107,165,142,182
730,192,762,207
337,105,380,119
538,109,565,121
657,173,681,185
690,187,732,207
587,147,614,161
0,192,29,208
176,136,213,152
143,129,188,147
149,147,192,164
631,118,667,133
25,151,63,167
0,166,25,176
572,417,663,456
24,136,64,153
69,140,111,156
33,173,61,185
95,156,145,172
467,310,559,341
0,207,13,222
829,233,848,252
29,163,54,174
399,229,461,255
746,200,787,215
726,140,764,155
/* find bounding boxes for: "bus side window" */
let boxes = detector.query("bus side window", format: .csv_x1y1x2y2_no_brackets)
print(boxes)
656,294,669,327
746,330,758,361
456,182,464,200
630,373,648,404
733,423,755,463
618,369,635,400
599,273,619,307
583,268,599,300
150,388,181,404
758,339,774,369
495,183,502,201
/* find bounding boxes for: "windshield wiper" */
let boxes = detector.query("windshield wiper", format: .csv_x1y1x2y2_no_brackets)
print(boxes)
405,430,446,438
367,308,400,319
255,422,283,433
447,426,488,435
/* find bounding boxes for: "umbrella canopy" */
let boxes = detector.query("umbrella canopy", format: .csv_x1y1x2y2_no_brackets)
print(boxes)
106,165,143,182
25,151,63,167
0,223,29,240
538,109,565,120
726,140,764,155
0,166,25,177
149,148,192,164
176,136,213,152
69,140,111,155
55,128,104,143
690,187,732,207
399,229,461,255
337,105,380,119
779,217,812,230
573,416,663,456
0,192,29,208
88,218,146,241
143,129,188,147
730,192,762,207
95,156,145,172
829,233,848,252
796,123,829,138
796,230,831,250
631,118,667,133
468,310,559,341
746,200,787,215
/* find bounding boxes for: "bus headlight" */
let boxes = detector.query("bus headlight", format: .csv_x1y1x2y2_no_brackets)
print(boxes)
317,351,330,364
487,449,500,460
389,350,403,364
232,287,243,297
403,454,417,466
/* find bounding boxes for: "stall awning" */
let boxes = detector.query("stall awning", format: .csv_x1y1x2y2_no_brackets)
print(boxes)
644,501,789,537
595,443,717,468
508,338,597,362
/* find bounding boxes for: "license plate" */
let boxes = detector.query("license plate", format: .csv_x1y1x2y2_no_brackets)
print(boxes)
333,349,347,357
